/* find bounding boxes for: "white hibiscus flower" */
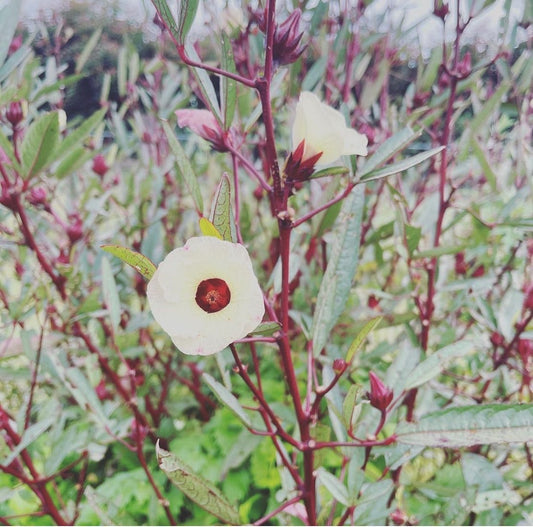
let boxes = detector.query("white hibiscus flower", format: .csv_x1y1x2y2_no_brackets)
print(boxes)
147,237,265,355
291,91,368,166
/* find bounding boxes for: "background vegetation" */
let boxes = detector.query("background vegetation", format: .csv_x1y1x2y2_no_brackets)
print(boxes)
0,0,532,524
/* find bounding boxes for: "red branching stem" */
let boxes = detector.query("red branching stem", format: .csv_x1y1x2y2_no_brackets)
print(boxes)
253,494,304,526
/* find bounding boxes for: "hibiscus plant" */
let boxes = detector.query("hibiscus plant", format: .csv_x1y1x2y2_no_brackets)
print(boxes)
0,0,532,525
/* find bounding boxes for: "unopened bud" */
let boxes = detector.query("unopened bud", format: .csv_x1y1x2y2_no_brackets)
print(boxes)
284,139,322,182
273,9,306,66
433,0,449,20
28,187,48,207
457,51,472,77
92,154,109,177
5,100,27,128
490,332,505,348
67,214,84,244
367,372,393,412
332,358,347,374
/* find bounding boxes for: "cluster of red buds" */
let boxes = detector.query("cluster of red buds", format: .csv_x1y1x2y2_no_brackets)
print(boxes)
454,252,484,277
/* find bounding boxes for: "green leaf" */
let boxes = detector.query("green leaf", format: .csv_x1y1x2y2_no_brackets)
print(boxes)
209,174,236,242
157,443,240,525
2,416,56,467
0,1,20,66
101,257,121,333
162,119,204,213
359,146,445,183
54,146,93,179
470,136,497,191
345,316,382,365
309,166,350,180
199,217,223,239
248,321,281,336
403,340,475,390
342,384,363,430
405,224,422,255
202,373,252,428
21,112,61,179
396,404,533,447
185,42,222,124
76,27,102,73
221,33,237,130
316,467,350,506
359,127,421,177
312,184,365,355
101,245,156,280
302,56,328,92
0,130,21,172
0,44,31,84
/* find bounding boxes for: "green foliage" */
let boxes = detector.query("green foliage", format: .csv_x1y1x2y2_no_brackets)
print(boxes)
1,0,532,525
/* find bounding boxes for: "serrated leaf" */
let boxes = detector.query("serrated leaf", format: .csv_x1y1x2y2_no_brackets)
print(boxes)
202,373,252,428
163,119,203,213
345,316,383,364
359,146,445,183
249,321,281,336
396,404,533,447
312,184,365,356
21,112,60,179
403,340,475,390
199,217,223,239
101,245,156,280
101,257,121,332
316,467,350,506
157,443,240,525
54,146,92,179
2,417,56,467
209,174,236,242
221,33,236,130
0,1,20,66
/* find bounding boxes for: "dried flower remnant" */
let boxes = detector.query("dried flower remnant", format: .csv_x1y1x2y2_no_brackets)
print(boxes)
147,237,264,355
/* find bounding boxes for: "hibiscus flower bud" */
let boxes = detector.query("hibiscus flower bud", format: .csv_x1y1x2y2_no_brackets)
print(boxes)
5,100,28,128
9,34,23,55
92,154,109,177
273,9,306,65
433,0,449,20
287,92,368,181
367,371,393,412
175,109,234,152
332,358,347,374
28,187,48,207
67,214,84,244
490,332,505,348
147,237,265,356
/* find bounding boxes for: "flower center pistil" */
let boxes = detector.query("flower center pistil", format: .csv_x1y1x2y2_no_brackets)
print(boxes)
195,278,231,313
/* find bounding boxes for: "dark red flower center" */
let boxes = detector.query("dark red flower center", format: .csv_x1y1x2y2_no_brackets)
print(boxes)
195,278,231,313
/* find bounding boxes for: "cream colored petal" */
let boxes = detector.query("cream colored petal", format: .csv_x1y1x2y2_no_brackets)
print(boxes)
342,128,368,157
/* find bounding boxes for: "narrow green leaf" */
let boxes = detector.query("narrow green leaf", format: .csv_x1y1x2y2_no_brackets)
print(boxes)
54,146,92,179
0,44,31,84
117,46,127,97
359,146,445,183
342,385,363,430
199,217,223,239
202,373,252,428
2,417,56,467
177,0,200,45
345,316,383,364
0,130,21,172
32,74,85,103
21,112,60,180
101,245,156,280
469,80,511,134
221,33,237,130
162,120,204,213
0,1,20,66
312,185,365,356
470,136,497,191
209,174,236,242
405,224,422,255
185,42,222,124
152,0,180,43
302,56,327,91
249,321,281,336
76,27,102,73
403,340,475,390
359,127,420,177
396,404,533,447
309,166,350,180
157,443,240,525
419,45,443,91
316,467,350,507
101,257,121,333
54,108,106,161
